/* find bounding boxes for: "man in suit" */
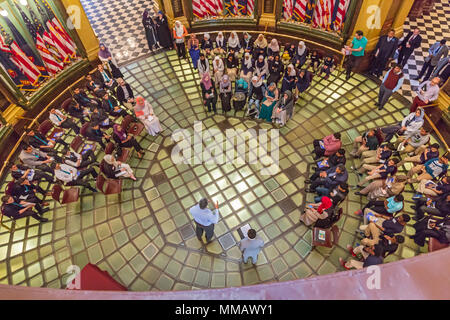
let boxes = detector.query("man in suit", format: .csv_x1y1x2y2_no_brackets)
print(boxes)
85,122,110,150
73,87,99,109
93,64,117,91
431,57,450,85
115,78,135,108
370,29,398,77
397,28,422,67
101,92,128,118
1,195,48,223
413,39,448,82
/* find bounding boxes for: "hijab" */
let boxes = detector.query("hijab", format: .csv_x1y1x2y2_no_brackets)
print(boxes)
216,32,224,47
134,96,146,112
228,32,239,48
287,64,296,77
297,41,306,56
220,75,231,91
317,196,332,214
251,75,262,88
201,73,213,90
98,43,112,60
213,56,223,69
243,52,252,69
174,21,184,37
268,39,279,52
104,154,118,167
243,32,252,43
256,55,266,69
413,108,424,122
113,124,126,141
254,34,267,48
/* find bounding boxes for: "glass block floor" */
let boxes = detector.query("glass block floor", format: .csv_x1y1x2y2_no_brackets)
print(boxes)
0,50,433,291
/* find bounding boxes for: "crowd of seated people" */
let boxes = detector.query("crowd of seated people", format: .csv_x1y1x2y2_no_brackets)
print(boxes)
1,56,163,224
191,32,343,126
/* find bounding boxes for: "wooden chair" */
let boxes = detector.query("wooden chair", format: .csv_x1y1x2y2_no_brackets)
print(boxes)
122,115,145,136
428,238,449,252
96,174,122,195
312,225,340,249
61,98,73,113
52,184,80,204
38,120,54,137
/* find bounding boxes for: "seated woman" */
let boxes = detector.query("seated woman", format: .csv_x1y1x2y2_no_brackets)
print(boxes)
201,33,213,57
254,55,268,82
247,76,265,117
318,56,335,79
309,50,321,73
225,50,239,82
233,78,249,112
240,52,254,85
281,64,297,93
267,54,284,85
296,69,311,99
227,32,240,54
300,196,332,226
213,32,227,57
267,39,280,58
103,154,137,181
197,53,210,77
259,82,279,123
113,124,145,158
133,96,162,137
410,215,450,247
381,108,425,143
272,90,294,126
253,34,268,59
240,32,253,55
200,73,217,113
212,56,224,86
219,75,232,113
293,41,309,69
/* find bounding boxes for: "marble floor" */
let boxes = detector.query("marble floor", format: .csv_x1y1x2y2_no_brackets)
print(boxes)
0,50,437,291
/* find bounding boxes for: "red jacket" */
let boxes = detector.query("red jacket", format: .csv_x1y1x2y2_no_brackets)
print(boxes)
323,134,342,156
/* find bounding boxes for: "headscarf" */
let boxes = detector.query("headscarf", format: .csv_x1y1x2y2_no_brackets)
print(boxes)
113,124,127,141
287,64,296,77
268,39,279,52
256,55,265,69
201,73,212,90
216,32,224,47
220,75,231,91
317,196,332,214
254,34,267,48
174,21,184,38
243,52,252,69
243,32,252,44
413,108,424,122
297,41,306,56
204,33,210,40
228,32,239,48
251,76,262,88
213,56,223,69
98,43,112,60
134,96,146,112
268,82,276,91
104,154,118,167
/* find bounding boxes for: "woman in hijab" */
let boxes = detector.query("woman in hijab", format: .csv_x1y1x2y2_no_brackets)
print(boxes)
240,52,254,84
227,32,240,54
197,53,210,77
253,34,268,59
272,90,294,126
281,64,297,93
212,56,224,85
240,32,254,55
201,33,213,56
226,49,239,81
214,32,226,57
293,41,308,68
173,20,188,59
254,55,268,82
296,69,311,99
103,154,137,181
142,9,159,52
267,54,284,85
98,43,123,78
134,96,162,136
219,75,232,113
259,82,279,122
382,107,425,142
300,196,332,226
155,11,173,49
188,34,200,69
112,124,145,158
248,76,265,117
200,73,217,113
267,38,280,58
286,42,296,59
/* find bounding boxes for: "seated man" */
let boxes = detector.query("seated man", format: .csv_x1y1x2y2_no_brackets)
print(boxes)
54,163,98,192
306,164,348,194
357,158,399,187
381,108,424,143
1,195,48,223
352,143,394,172
102,92,128,118
85,122,110,150
90,107,113,129
407,156,449,184
85,74,106,97
73,87,99,109
10,164,54,184
49,108,80,134
68,100,90,124
311,132,342,160
359,195,404,224
339,244,384,270
19,146,54,171
412,193,450,221
393,127,430,156
359,213,410,245
350,129,379,158
415,175,449,197
410,216,450,247
116,78,135,108
64,149,97,169
10,178,50,216
27,130,67,157
314,182,349,205
306,149,346,183
397,143,440,167
356,175,407,200
94,64,117,91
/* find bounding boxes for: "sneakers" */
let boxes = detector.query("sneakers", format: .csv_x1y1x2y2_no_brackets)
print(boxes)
354,191,363,196
354,209,363,216
339,258,351,270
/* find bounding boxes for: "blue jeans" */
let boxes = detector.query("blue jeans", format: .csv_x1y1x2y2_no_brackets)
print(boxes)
248,98,261,115
314,187,330,202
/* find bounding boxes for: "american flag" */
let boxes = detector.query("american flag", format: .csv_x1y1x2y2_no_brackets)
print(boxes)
283,0,294,20
313,0,334,30
192,0,206,18
247,0,255,16
293,0,307,22
0,33,41,85
334,0,350,31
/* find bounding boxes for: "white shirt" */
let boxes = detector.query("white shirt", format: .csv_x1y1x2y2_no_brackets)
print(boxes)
55,164,78,183
49,110,66,126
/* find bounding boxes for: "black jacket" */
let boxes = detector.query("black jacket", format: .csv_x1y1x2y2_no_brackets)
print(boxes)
375,35,398,59
116,84,134,104
399,32,422,52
